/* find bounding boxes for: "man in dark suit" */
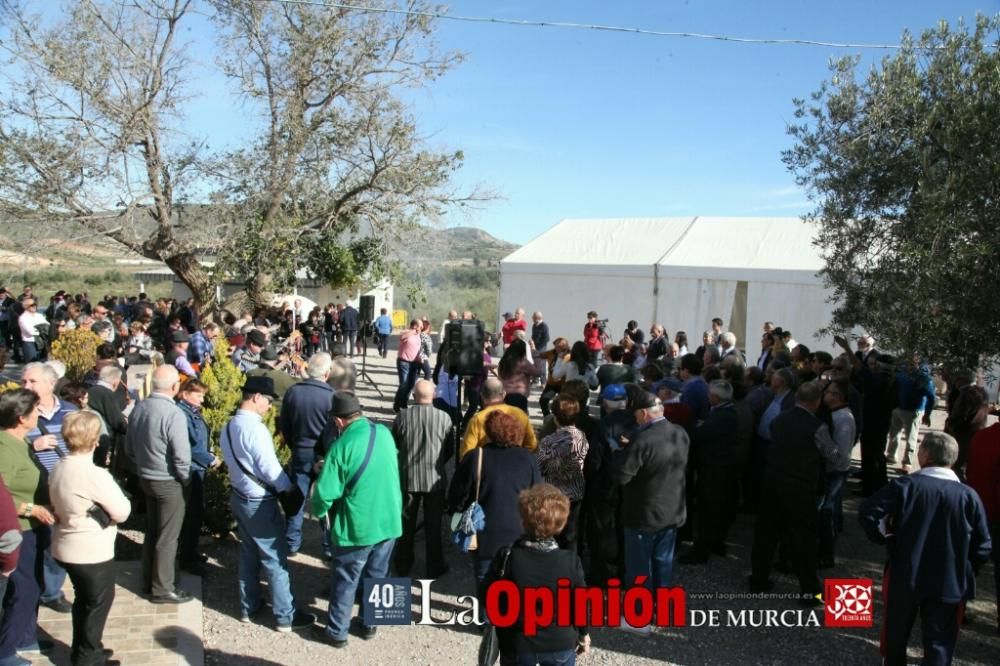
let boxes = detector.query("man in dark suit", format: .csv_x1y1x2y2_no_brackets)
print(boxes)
339,303,360,357
749,381,838,602
279,352,335,557
87,364,128,467
680,380,742,564
860,432,992,665
613,390,689,632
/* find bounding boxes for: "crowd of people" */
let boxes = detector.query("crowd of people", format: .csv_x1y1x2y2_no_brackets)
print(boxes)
0,285,996,665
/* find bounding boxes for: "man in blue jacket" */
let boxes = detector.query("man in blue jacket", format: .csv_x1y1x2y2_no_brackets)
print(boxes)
886,358,936,472
860,432,992,665
279,352,335,557
373,308,393,358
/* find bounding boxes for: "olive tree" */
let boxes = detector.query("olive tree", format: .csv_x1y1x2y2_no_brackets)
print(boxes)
784,15,1000,367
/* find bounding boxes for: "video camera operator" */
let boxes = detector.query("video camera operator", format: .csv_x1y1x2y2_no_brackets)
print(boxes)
583,311,608,365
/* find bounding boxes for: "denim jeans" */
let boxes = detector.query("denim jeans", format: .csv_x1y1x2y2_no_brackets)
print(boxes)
623,525,677,593
818,471,847,564
376,332,389,358
40,533,67,603
285,447,317,554
393,359,421,411
0,528,41,659
229,494,296,625
325,539,395,640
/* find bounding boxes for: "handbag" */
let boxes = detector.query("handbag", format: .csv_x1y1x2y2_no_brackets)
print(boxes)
224,422,305,518
452,447,486,552
478,546,513,666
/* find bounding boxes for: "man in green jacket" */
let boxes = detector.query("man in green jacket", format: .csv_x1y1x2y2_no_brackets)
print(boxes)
311,392,402,648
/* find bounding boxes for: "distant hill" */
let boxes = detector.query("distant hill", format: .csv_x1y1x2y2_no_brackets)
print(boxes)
406,225,519,265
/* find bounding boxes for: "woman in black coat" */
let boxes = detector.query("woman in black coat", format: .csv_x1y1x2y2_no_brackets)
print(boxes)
483,483,590,665
447,410,540,582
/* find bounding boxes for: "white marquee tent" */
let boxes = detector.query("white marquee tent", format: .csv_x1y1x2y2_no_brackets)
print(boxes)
498,216,837,354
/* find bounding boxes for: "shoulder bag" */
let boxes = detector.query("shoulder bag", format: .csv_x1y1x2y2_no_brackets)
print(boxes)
478,545,513,666
451,447,486,552
224,422,304,518
328,422,377,518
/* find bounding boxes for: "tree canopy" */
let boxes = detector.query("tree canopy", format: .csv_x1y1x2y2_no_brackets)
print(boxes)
784,15,1000,368
0,0,486,316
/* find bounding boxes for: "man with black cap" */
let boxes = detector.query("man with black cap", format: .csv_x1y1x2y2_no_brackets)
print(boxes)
220,376,316,632
312,392,402,648
166,330,198,379
613,389,689,632
246,348,299,412
233,328,267,372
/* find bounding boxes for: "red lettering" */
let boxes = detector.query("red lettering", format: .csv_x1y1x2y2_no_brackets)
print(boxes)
485,580,520,627
574,586,606,627
606,578,622,628
522,586,554,636
556,578,572,628
655,587,687,627
623,581,654,629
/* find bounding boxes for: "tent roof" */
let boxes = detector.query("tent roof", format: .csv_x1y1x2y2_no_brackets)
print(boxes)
501,216,824,284
501,217,697,266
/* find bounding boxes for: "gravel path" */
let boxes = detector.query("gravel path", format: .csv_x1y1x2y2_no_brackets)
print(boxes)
183,354,999,664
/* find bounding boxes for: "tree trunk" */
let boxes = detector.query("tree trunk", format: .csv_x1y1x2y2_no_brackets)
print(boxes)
163,252,217,325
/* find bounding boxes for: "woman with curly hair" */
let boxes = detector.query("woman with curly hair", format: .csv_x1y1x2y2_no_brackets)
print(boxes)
447,410,540,582
483,484,590,665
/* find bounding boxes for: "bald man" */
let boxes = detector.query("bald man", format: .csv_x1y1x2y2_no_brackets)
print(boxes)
459,377,537,459
391,380,454,577
127,364,193,603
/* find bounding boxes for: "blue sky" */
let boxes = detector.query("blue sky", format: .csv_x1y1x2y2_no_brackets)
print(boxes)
386,0,997,244
24,1,998,245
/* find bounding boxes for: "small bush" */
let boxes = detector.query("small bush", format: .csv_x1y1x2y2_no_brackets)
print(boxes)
49,329,102,381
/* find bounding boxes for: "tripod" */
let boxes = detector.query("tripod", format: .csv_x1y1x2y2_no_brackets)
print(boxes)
357,321,383,396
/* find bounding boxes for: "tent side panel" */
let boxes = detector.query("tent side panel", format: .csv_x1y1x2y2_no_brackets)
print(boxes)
654,278,740,350
498,268,656,346
745,282,837,353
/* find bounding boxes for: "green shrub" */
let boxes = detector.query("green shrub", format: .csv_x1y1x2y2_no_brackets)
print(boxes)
49,329,102,381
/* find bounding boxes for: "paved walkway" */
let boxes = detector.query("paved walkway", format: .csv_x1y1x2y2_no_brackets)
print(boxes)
32,563,203,665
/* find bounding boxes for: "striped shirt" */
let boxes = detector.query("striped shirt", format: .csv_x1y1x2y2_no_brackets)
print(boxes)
28,399,78,472
391,404,454,493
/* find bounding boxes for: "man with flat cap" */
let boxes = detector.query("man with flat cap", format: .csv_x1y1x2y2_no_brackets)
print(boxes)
220,376,316,632
246,348,299,413
233,328,268,373
312,392,402,648
165,329,198,379
613,389,690,631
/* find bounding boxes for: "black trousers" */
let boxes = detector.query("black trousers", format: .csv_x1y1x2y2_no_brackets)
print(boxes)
882,564,962,666
179,472,205,564
503,393,528,414
693,464,739,554
860,424,890,495
394,488,447,576
556,500,582,551
140,478,186,596
750,486,820,595
58,559,116,666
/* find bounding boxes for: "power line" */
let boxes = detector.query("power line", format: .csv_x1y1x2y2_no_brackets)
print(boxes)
255,0,909,50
